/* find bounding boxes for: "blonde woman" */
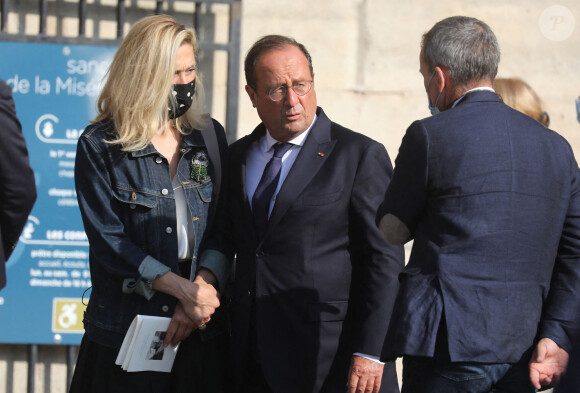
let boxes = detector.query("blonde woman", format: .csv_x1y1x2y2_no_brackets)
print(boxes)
70,15,231,393
494,77,550,126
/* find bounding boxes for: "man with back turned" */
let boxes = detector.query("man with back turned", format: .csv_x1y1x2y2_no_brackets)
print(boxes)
379,16,580,393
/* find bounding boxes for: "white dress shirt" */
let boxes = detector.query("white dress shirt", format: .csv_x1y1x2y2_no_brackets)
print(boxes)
172,175,193,261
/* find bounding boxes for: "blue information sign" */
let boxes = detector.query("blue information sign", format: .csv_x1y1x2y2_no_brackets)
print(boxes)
0,42,117,345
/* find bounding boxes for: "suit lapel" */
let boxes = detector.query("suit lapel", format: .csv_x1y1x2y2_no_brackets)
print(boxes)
235,125,265,244
264,108,336,238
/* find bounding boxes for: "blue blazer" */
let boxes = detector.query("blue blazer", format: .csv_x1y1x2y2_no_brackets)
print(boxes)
380,90,580,363
226,107,404,393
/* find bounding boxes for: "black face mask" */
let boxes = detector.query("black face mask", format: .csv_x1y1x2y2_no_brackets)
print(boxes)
168,79,196,119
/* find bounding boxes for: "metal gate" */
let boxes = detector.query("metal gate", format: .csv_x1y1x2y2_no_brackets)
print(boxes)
0,0,242,142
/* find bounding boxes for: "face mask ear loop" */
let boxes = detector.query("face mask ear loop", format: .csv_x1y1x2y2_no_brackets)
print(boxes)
426,70,436,103
434,71,446,108
427,69,445,115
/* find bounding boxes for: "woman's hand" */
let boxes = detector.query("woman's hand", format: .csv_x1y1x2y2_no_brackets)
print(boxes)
153,268,220,345
164,301,196,346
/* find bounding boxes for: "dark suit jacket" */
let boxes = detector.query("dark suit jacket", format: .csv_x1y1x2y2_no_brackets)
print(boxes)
380,90,580,364
226,107,404,393
555,339,580,392
0,80,37,290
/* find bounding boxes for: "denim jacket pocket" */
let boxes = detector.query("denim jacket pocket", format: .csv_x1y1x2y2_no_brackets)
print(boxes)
113,186,158,208
193,180,213,203
112,186,159,249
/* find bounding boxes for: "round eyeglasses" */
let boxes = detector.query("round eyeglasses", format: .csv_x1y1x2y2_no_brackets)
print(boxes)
264,80,313,102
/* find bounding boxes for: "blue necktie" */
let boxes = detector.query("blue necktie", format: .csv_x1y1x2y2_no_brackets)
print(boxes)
252,142,292,239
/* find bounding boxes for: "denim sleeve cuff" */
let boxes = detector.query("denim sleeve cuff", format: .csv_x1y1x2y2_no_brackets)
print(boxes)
353,353,385,365
122,256,171,300
197,249,230,294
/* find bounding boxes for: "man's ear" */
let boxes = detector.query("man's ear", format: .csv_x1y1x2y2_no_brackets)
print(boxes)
434,66,447,93
245,85,257,108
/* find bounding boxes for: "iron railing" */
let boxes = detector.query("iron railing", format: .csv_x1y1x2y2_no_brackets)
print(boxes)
0,0,241,141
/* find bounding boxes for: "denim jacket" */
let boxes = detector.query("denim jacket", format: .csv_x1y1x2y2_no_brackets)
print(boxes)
74,117,229,348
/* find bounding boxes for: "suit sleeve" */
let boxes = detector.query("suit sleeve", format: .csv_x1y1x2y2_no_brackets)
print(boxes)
538,153,580,353
0,81,37,263
377,120,428,240
349,141,405,355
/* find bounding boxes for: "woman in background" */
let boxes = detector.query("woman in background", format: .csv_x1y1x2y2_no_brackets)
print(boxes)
494,77,550,127
69,14,230,393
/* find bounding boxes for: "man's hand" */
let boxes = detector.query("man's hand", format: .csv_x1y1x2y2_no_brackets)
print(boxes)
164,301,196,347
179,273,220,327
529,337,569,389
347,355,384,393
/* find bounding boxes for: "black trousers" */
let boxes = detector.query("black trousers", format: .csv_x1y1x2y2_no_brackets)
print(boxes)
240,353,274,393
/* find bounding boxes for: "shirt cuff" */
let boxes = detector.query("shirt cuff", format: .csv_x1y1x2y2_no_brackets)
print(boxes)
197,249,230,294
122,256,171,300
353,353,385,365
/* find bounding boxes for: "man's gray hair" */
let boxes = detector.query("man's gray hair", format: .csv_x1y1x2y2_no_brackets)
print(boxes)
244,35,314,89
422,16,500,86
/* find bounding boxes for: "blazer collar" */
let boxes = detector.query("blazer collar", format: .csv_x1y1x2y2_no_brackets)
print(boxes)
245,106,332,145
453,89,501,108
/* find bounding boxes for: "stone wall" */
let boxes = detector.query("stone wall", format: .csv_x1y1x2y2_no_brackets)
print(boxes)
238,0,580,158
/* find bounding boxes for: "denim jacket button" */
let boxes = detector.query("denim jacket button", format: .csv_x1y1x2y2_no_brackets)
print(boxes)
155,157,163,164
130,204,136,209
162,305,169,312
161,188,169,195
166,227,172,234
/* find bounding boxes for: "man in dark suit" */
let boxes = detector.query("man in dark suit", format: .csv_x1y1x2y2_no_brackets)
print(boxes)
0,79,37,290
378,16,580,393
226,35,404,393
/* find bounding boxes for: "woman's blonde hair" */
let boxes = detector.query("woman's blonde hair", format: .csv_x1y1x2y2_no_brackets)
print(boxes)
494,78,549,127
95,14,205,151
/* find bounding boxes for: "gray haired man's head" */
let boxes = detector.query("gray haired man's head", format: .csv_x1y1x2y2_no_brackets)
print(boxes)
422,16,500,86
